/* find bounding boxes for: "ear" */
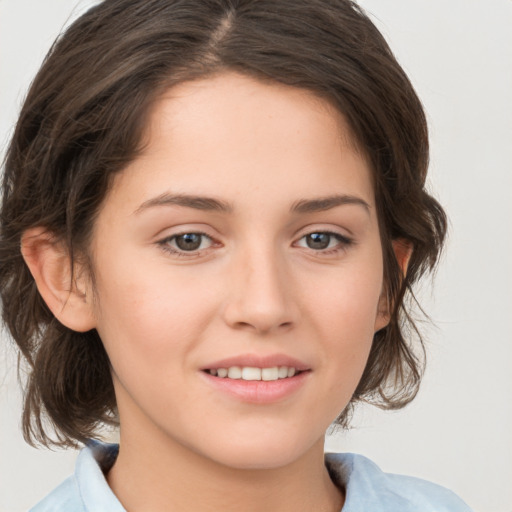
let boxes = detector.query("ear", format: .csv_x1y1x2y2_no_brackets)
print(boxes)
21,227,96,332
374,238,413,332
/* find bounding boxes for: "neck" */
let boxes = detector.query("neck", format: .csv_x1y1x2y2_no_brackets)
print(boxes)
107,427,344,512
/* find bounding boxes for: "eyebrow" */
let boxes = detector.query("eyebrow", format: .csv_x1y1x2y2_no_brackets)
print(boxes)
290,194,371,214
134,193,233,214
134,192,370,215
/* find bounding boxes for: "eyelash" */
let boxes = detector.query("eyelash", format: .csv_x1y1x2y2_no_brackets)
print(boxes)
295,231,354,255
158,231,215,258
157,231,354,258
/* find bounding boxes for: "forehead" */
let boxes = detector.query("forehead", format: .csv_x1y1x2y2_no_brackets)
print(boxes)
105,71,375,217
144,71,364,163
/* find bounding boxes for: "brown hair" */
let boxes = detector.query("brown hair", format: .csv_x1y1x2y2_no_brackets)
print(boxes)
0,0,446,447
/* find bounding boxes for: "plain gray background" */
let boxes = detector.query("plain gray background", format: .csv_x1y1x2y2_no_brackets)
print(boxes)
1,1,511,511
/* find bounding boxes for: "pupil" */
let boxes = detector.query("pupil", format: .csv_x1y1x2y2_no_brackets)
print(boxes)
176,233,202,251
307,233,330,249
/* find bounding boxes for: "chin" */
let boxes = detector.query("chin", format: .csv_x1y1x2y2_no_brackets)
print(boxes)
194,430,322,471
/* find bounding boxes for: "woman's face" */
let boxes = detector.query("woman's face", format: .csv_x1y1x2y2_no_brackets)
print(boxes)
89,71,387,469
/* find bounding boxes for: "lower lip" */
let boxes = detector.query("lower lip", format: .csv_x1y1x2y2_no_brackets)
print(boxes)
200,371,310,404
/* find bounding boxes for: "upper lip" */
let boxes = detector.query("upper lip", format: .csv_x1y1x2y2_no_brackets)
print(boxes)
201,353,311,372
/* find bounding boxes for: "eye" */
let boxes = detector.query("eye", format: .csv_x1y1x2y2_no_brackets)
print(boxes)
161,232,213,253
296,232,351,251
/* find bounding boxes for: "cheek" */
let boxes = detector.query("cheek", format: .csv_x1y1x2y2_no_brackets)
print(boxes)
92,255,216,372
309,257,383,335
305,256,383,381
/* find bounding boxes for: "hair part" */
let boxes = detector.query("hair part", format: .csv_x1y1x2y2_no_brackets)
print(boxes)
0,0,446,447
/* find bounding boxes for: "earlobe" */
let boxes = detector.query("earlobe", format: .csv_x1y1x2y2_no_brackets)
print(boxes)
392,238,413,277
374,238,413,333
374,295,391,333
21,227,96,332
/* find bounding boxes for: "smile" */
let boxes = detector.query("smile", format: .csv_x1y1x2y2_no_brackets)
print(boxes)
200,354,311,402
206,366,299,381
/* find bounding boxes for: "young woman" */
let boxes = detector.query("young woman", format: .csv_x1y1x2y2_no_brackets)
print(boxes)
0,0,473,510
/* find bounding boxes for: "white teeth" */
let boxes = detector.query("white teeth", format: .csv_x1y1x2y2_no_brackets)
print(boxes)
227,366,242,379
261,367,279,381
278,366,288,379
208,366,299,380
242,367,261,380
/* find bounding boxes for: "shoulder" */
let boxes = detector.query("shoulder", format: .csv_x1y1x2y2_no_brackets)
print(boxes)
325,452,473,512
30,441,125,512
29,475,84,512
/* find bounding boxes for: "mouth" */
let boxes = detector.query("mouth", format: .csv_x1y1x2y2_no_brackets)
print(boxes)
200,355,311,403
203,366,306,381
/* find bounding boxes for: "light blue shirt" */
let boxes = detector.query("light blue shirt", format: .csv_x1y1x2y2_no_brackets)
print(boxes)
30,440,473,511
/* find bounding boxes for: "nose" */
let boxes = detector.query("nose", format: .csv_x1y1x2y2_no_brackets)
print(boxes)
222,245,297,335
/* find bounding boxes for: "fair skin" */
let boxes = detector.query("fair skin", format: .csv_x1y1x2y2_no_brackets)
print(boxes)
22,71,402,512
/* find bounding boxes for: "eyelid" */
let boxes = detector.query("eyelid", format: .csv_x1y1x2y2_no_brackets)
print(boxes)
293,228,355,254
157,230,219,258
294,224,354,242
155,225,355,259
